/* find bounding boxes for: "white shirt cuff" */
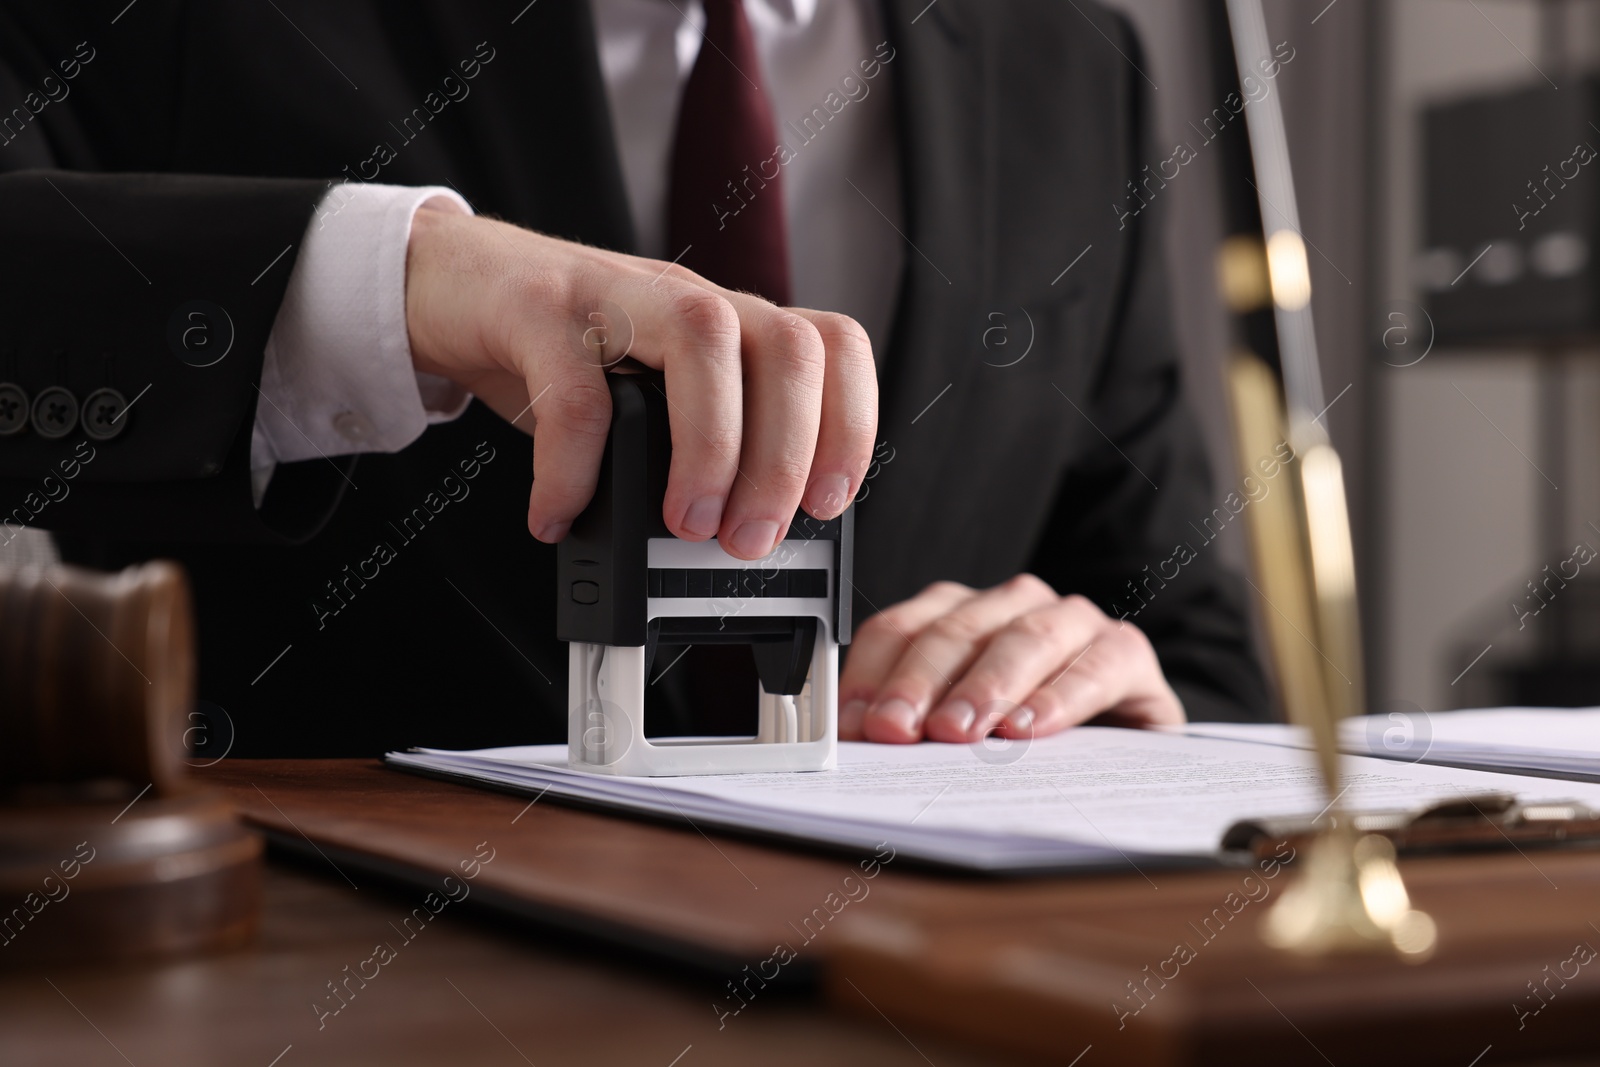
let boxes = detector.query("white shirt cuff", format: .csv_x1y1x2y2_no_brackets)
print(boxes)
250,183,474,506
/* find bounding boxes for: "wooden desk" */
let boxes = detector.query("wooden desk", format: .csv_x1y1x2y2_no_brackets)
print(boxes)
0,860,995,1067
10,758,1600,1066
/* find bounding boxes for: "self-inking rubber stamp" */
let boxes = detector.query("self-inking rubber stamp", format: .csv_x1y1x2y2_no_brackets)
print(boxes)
557,371,851,776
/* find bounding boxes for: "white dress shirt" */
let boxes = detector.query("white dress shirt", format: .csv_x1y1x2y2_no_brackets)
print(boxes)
250,184,473,505
251,0,902,501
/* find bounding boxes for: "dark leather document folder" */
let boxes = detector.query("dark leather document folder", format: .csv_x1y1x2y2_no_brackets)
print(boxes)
201,759,891,973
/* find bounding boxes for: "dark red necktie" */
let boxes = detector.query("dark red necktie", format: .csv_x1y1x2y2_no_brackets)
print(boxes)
666,0,792,306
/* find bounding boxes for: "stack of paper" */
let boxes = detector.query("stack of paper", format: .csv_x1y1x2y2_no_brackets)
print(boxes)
1184,707,1600,782
387,725,1600,873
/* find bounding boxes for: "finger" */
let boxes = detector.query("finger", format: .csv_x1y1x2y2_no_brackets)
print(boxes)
1008,621,1185,736
604,266,745,543
523,361,613,542
861,575,1060,744
788,309,877,520
712,299,826,559
838,581,976,739
922,595,1104,742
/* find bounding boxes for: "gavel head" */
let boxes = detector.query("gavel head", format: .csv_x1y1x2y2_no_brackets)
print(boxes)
0,559,261,966
0,561,193,801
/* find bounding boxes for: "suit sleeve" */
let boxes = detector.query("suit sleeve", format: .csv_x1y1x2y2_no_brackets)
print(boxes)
0,7,345,543
1024,16,1273,724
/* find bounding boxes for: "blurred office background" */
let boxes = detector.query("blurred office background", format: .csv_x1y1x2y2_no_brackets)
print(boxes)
1115,0,1600,715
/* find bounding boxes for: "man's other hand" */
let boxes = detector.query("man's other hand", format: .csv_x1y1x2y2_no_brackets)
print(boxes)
839,575,1185,743
405,206,877,559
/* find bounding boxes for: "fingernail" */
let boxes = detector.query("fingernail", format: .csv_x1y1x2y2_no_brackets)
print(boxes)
839,699,868,733
535,520,571,543
941,699,977,736
806,474,852,518
975,704,1007,736
873,698,919,736
1006,706,1036,733
682,496,723,538
729,520,779,558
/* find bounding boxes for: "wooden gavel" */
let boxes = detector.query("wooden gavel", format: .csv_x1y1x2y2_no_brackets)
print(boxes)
1,561,192,795
0,561,260,965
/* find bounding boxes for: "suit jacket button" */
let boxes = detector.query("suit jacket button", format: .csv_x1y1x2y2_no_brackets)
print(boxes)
82,387,129,440
0,383,26,436
31,386,77,439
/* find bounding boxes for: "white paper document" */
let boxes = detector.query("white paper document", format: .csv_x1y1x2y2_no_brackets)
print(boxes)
1184,707,1600,781
386,725,1600,873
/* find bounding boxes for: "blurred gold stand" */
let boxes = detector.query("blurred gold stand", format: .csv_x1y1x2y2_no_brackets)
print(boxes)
1229,354,1436,959
1221,0,1435,962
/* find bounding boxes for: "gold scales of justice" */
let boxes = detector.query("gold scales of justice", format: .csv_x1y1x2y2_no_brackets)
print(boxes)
1216,0,1433,960
1210,0,1600,959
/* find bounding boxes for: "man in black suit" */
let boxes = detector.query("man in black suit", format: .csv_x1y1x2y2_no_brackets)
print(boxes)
0,0,1269,757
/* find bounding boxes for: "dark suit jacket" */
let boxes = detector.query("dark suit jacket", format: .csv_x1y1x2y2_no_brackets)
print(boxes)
0,0,1271,756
